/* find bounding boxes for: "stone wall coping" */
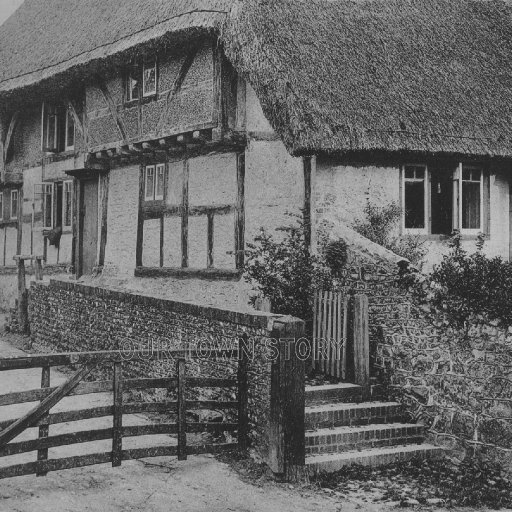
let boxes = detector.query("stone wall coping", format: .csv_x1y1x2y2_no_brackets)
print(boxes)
32,277,288,331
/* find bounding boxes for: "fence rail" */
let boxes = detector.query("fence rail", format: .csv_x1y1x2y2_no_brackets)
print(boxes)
0,348,248,480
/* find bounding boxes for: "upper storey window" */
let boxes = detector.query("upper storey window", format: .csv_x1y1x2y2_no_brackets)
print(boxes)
125,57,158,102
42,104,75,153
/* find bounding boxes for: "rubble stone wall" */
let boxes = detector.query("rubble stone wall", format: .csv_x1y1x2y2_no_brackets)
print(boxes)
27,278,287,461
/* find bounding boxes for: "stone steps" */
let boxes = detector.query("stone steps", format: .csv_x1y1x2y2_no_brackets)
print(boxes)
306,444,444,474
305,423,425,455
306,401,407,429
304,382,443,473
305,383,362,405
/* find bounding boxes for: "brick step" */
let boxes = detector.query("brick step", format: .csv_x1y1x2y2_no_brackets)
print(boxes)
306,401,408,429
305,423,425,455
306,444,444,474
305,383,362,406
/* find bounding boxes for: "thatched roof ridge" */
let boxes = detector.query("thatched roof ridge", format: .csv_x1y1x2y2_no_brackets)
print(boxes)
0,0,232,93
222,0,512,157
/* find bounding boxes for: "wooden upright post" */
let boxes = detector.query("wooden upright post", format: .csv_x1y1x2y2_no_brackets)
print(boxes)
36,365,50,477
237,335,249,451
269,317,306,482
352,294,370,399
112,362,123,467
177,358,187,461
16,257,29,334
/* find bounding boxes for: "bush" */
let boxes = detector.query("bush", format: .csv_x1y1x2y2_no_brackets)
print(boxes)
425,231,512,327
243,217,338,321
352,201,426,266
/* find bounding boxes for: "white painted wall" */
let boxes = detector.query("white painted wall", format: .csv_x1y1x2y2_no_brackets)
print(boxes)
315,158,511,269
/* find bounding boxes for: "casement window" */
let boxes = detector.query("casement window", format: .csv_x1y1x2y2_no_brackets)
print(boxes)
10,190,18,220
39,180,73,229
126,57,158,102
42,104,75,153
0,192,3,221
126,65,140,102
144,164,165,201
402,163,488,236
143,58,157,97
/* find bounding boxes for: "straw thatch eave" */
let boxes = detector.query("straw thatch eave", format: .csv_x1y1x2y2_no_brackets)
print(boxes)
0,0,231,98
222,0,512,159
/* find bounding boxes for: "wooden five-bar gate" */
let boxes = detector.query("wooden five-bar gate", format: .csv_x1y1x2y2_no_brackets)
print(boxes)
0,348,248,479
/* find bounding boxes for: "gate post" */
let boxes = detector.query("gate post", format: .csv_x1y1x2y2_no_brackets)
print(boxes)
269,317,306,482
352,294,370,399
15,256,29,334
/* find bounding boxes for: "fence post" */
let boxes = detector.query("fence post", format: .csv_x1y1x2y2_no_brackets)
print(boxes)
237,335,249,451
352,294,370,400
112,362,123,467
269,317,306,482
177,358,187,461
15,256,29,334
36,365,50,477
35,256,44,281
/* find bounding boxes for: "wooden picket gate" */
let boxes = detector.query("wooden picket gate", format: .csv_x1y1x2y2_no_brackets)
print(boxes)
312,290,348,380
0,348,248,479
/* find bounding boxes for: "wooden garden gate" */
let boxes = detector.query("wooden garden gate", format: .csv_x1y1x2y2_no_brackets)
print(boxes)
0,348,248,479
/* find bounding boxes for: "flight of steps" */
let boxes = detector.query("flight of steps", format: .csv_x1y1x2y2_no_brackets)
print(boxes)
305,383,444,474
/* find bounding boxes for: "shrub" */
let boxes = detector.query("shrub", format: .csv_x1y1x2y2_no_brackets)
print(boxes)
425,231,512,327
352,201,426,266
243,216,337,321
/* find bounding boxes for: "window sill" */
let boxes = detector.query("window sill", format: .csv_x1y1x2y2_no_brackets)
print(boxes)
123,94,158,109
134,267,242,281
409,234,490,242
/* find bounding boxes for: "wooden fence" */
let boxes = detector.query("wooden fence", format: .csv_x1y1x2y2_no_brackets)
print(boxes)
0,348,248,479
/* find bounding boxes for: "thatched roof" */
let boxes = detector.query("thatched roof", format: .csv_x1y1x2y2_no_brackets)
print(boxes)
223,0,512,157
0,0,231,94
3,0,512,158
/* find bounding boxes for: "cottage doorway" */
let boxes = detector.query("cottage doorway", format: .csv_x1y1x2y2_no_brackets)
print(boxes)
430,166,453,235
80,178,99,275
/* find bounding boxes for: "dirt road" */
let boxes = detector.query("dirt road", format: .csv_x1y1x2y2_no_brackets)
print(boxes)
0,333,352,512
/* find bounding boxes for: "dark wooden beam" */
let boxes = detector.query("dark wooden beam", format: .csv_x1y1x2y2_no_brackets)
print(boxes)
207,212,214,269
98,173,109,267
235,153,245,269
136,166,145,268
303,156,312,250
67,100,86,147
181,160,189,268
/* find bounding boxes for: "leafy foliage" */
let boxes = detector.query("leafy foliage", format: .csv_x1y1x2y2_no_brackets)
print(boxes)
423,231,512,327
313,457,512,509
243,217,336,321
352,201,426,266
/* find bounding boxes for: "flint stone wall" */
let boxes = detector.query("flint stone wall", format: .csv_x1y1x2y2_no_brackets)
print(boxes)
28,278,288,462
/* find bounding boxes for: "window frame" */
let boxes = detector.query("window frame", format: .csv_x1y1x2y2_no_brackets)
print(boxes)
10,190,19,220
402,162,488,237
459,163,484,235
0,191,3,221
65,110,75,151
143,57,158,98
41,183,54,229
125,66,140,103
144,164,166,202
401,164,429,235
63,180,73,229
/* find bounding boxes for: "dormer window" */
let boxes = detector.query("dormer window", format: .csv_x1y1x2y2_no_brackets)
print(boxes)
42,104,75,153
125,57,158,103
